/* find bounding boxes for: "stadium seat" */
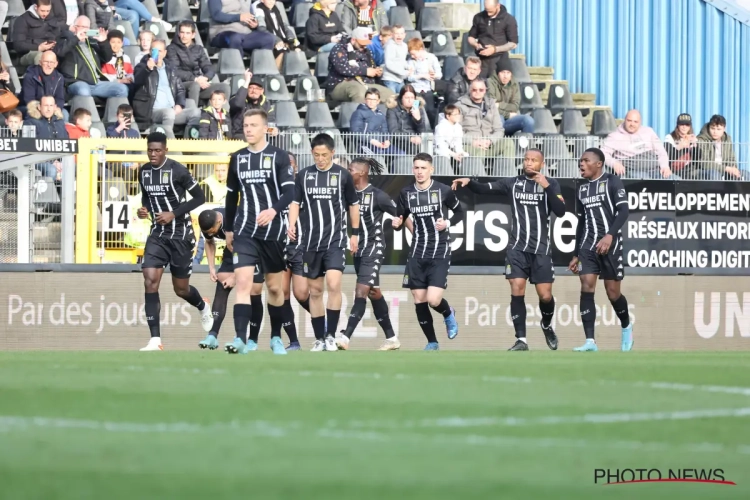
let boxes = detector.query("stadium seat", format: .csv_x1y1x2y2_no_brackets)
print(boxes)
417,7,445,35
304,102,335,129
293,74,321,107
110,20,137,45
428,31,457,58
456,157,486,177
143,21,168,41
263,74,292,102
103,97,130,124
388,6,414,31
7,67,20,95
6,0,25,18
559,109,589,136
405,30,422,42
293,3,311,33
199,0,212,23
227,74,247,95
511,132,535,159
250,49,280,76
282,50,311,81
336,101,359,130
547,83,588,116
194,30,205,47
432,156,454,175
274,101,303,128
218,48,246,77
7,18,17,47
508,58,532,84
89,123,106,138
282,127,313,156
529,108,558,135
33,178,60,205
442,56,464,81
0,42,12,67
390,156,413,174
103,178,128,201
518,82,545,114
590,109,618,137
68,96,101,123
163,0,192,23
123,45,143,65
142,0,160,19
539,134,576,177
459,32,474,58
314,52,329,79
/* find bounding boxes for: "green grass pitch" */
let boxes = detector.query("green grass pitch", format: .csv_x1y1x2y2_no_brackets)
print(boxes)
0,351,748,499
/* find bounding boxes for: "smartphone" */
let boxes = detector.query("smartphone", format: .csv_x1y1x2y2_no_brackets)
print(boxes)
86,29,99,37
412,101,420,110
150,48,159,62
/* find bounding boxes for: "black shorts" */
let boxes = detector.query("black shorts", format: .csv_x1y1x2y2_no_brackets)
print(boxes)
286,244,304,277
303,247,346,280
578,247,624,281
142,235,194,279
354,254,381,288
505,248,555,284
402,257,450,290
217,248,264,283
232,236,286,274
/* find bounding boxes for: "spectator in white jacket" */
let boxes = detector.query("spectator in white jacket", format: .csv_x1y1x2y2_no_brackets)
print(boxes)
434,104,467,171
382,25,409,94
405,37,441,127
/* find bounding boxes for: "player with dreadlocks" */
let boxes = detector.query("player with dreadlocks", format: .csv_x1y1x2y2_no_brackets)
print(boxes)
337,158,405,351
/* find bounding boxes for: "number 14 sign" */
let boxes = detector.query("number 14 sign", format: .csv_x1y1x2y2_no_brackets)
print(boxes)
102,201,132,232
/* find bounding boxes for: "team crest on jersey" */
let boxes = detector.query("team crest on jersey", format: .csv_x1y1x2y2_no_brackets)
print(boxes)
516,181,524,187
579,184,587,192
363,193,371,205
505,264,511,275
430,192,438,204
598,182,606,193
262,156,272,169
162,172,169,184
402,274,409,285
330,174,338,186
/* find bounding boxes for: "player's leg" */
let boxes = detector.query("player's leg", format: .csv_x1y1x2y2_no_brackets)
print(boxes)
169,240,213,333
426,259,458,340
198,272,233,350
412,288,439,350
247,281,264,350
287,244,310,314
370,287,400,351
307,276,326,350
531,253,558,351
604,279,633,351
264,271,288,355
572,249,600,352
281,268,301,350
226,264,255,354
338,256,369,350
140,266,165,351
507,278,529,351
323,269,343,351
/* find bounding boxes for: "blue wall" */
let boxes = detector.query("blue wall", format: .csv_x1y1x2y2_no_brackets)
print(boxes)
502,0,749,161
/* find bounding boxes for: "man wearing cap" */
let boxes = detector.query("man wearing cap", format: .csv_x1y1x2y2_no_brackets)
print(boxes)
488,58,534,136
229,69,277,139
326,26,395,105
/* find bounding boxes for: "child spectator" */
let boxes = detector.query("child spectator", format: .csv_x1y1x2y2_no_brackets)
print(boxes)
101,30,134,84
135,30,155,65
199,90,230,140
368,25,392,66
65,108,92,139
434,104,466,170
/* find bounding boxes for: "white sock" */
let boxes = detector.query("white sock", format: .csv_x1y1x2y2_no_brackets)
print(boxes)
150,337,161,343
518,337,527,343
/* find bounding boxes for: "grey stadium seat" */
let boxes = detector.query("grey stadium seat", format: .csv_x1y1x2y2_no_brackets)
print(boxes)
388,6,414,31
304,102,335,129
68,96,101,123
218,48,246,77
250,49,280,76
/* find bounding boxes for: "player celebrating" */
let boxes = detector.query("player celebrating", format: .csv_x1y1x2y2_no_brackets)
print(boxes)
223,109,295,355
452,149,565,351
568,148,633,352
336,158,400,351
392,153,461,350
287,134,360,352
137,132,213,351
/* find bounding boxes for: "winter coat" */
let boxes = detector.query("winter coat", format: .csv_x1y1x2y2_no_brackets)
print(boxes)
11,6,64,56
445,68,475,106
132,57,187,126
487,74,520,119
386,95,428,150
695,124,738,176
26,100,68,139
165,38,216,83
337,0,387,35
21,66,66,110
456,94,504,140
58,38,114,86
304,3,344,57
199,106,230,140
350,102,388,151
325,38,376,93
228,88,275,139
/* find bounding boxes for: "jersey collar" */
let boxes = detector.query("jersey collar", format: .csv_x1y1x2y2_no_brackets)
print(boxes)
356,183,371,193
414,180,434,192
589,172,605,183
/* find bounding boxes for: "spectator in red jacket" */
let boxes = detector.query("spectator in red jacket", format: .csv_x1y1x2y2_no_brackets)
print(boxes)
65,108,93,139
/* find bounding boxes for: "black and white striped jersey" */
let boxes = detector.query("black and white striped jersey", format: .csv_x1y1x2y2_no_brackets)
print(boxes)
226,144,294,241
293,163,359,251
397,180,459,259
469,176,564,255
139,158,198,240
576,172,627,251
355,184,397,257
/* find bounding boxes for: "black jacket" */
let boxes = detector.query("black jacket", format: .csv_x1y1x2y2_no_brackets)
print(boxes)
229,88,275,139
304,4,343,57
164,38,216,83
28,115,69,139
21,65,66,109
387,104,428,136
199,106,230,140
445,68,474,106
467,5,519,56
11,9,64,56
59,38,113,86
132,57,187,126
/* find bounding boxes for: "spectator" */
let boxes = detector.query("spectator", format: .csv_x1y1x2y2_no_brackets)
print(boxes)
4,110,25,138
303,0,344,57
488,58,533,136
252,0,300,67
12,0,64,67
166,21,229,104
457,78,511,159
467,0,518,78
663,113,698,177
229,71,276,139
208,0,275,58
135,30,155,64
404,37,440,127
83,0,115,30
0,61,17,96
338,0,388,35
65,107,92,139
395,0,423,28
199,90,230,140
696,114,743,180
132,39,201,138
101,30,134,85
350,87,396,155
367,25,391,66
21,51,67,121
26,95,68,178
201,163,229,204
446,55,481,105
112,0,172,39
434,104,467,170
386,84,426,153
326,27,394,104
600,109,674,179
61,16,130,98
382,24,408,93
106,103,139,138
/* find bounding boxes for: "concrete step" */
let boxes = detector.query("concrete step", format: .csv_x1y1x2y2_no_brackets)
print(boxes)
573,93,596,106
528,66,554,81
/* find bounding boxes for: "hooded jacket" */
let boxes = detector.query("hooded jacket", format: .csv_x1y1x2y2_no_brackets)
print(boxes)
165,37,216,83
350,102,387,138
21,65,66,110
26,100,68,139
132,56,187,126
228,88,275,139
456,94,503,140
488,74,520,119
199,105,230,140
337,0,387,35
695,124,737,176
11,6,64,56
304,2,344,57
600,123,669,172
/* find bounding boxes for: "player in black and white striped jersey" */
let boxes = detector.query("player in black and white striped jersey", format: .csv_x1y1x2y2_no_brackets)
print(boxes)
137,132,214,351
568,148,633,352
223,108,295,355
392,153,462,351
336,158,401,351
287,134,360,352
452,149,566,351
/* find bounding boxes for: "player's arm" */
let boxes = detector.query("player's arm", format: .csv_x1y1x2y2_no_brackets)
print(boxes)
444,189,464,228
596,179,629,255
287,172,304,241
163,166,205,224
376,190,398,216
543,178,566,217
569,210,585,272
137,167,149,219
204,235,218,281
258,153,295,226
223,155,240,246
343,172,360,253
393,190,410,230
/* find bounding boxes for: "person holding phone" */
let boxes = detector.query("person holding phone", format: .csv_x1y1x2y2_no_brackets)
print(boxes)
386,84,427,154
11,0,64,68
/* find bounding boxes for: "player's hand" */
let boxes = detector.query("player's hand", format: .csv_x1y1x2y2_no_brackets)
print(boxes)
568,256,580,274
530,172,550,188
222,275,235,289
225,231,234,252
286,225,296,241
451,178,470,190
348,235,358,254
435,218,448,231
256,208,277,227
209,268,218,282
613,162,625,176
596,234,613,255
660,166,672,179
137,207,149,219
392,216,404,229
155,212,175,225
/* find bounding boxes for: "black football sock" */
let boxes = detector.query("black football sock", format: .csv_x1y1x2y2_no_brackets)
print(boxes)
298,297,311,313
539,296,555,328
145,292,161,338
233,303,252,343
326,308,340,337
343,298,367,338
248,295,263,342
268,304,284,338
209,281,231,338
610,294,630,328
580,292,596,340
415,302,437,343
510,295,527,340
282,299,299,343
430,298,452,318
370,295,395,339
311,316,326,340
184,286,206,310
